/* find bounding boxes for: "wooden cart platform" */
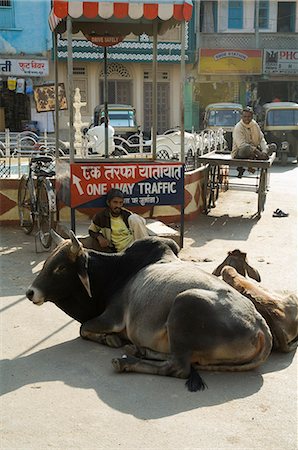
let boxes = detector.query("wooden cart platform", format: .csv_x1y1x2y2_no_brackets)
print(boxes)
197,151,276,217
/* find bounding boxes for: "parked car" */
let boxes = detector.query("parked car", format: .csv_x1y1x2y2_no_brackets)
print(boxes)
258,102,298,165
93,104,139,140
146,129,199,160
203,102,243,151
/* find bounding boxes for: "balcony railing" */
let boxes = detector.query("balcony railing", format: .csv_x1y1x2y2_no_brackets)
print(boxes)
199,33,297,49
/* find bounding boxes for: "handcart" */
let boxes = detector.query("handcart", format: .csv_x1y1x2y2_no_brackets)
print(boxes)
197,151,276,217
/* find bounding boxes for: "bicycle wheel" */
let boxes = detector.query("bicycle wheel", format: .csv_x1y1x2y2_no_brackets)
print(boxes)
37,179,55,248
18,175,35,234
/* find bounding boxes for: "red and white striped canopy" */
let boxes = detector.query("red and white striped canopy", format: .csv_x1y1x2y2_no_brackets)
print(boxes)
49,1,193,33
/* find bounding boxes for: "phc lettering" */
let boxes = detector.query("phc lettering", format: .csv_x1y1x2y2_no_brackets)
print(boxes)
279,51,298,60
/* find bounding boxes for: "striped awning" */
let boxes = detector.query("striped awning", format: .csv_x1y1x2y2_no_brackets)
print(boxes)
49,1,193,33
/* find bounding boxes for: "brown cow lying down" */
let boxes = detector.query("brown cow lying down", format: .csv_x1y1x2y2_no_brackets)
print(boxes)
213,251,298,353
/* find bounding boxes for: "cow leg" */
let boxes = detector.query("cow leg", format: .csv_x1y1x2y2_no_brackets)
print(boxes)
111,354,207,392
123,344,171,361
80,331,125,348
80,312,127,348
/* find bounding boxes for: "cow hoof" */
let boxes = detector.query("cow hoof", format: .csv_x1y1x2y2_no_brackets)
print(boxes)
105,335,124,348
112,358,125,373
123,344,139,356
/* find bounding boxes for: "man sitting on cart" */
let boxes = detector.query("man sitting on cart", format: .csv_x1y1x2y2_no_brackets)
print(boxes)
232,107,276,177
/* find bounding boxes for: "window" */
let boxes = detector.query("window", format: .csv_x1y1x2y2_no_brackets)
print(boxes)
200,1,218,32
228,1,243,29
208,110,242,127
259,0,269,29
0,0,15,28
277,2,296,32
73,67,86,76
99,80,132,105
266,109,298,126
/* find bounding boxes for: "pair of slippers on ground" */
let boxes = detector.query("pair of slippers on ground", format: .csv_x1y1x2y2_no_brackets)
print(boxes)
273,208,289,217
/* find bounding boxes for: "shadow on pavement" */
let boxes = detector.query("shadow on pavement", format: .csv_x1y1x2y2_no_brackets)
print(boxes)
184,213,259,248
0,334,295,420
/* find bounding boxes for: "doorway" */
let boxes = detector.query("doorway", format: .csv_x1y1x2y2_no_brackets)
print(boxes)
143,82,170,134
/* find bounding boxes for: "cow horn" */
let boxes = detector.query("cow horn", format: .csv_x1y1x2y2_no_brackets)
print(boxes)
51,229,65,246
69,230,82,255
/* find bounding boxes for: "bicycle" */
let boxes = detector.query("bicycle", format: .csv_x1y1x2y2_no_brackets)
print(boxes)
18,155,56,249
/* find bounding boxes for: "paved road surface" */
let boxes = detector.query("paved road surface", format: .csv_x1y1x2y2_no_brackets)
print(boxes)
1,163,297,449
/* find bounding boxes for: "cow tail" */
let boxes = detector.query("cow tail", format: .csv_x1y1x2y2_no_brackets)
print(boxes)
185,366,208,392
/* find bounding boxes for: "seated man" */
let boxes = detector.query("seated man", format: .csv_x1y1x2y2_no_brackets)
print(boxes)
89,188,149,253
86,116,115,155
232,106,276,177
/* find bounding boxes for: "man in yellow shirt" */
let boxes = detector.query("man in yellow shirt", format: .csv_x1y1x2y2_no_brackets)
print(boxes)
89,188,149,252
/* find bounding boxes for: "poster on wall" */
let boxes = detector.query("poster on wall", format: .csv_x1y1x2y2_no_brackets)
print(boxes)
33,83,68,113
263,49,298,74
199,49,262,74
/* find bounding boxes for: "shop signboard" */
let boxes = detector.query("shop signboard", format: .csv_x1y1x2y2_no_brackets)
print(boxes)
263,49,298,75
0,58,49,77
199,49,262,74
68,162,184,209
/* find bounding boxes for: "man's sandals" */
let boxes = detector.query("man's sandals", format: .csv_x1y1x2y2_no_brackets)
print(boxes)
273,208,289,217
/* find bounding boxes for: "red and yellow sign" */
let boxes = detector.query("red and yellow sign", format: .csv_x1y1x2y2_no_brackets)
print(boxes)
85,34,124,47
199,49,262,75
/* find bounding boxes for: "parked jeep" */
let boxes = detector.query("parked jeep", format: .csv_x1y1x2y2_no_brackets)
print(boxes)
203,102,243,151
93,104,139,139
258,102,298,165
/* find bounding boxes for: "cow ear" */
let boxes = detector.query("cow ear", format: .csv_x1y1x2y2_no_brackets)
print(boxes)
212,255,229,277
51,229,65,246
245,263,261,282
77,253,92,298
69,230,82,255
212,264,224,277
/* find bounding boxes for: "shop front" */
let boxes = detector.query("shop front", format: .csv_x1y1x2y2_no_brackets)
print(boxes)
196,48,263,128
0,57,49,132
195,48,298,128
257,49,298,105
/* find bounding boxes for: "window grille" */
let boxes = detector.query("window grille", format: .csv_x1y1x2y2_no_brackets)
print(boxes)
0,0,14,28
73,67,86,76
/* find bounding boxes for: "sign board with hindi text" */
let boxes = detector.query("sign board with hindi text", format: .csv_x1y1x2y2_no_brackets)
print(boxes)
70,162,184,208
0,58,49,77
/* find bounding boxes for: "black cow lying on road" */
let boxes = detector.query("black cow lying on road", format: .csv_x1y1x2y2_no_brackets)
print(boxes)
26,232,272,392
213,250,298,352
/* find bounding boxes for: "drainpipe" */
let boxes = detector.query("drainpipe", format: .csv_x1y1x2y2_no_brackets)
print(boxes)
54,31,59,159
195,0,201,64
67,15,75,232
255,0,260,49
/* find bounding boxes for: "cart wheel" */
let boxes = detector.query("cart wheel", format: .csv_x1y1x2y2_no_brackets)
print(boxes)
257,170,267,216
280,152,288,166
202,167,210,214
207,166,220,209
